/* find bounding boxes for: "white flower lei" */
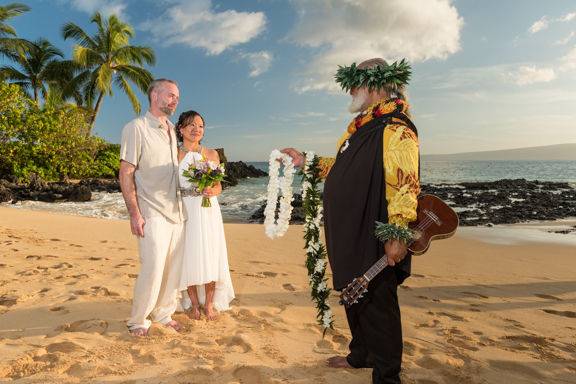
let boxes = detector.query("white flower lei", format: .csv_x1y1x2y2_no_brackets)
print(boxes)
263,149,334,333
301,151,334,332
264,149,296,239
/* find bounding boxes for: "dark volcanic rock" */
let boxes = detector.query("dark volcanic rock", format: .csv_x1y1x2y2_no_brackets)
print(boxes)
223,161,267,189
250,179,576,226
249,193,307,224
0,185,13,203
68,185,92,202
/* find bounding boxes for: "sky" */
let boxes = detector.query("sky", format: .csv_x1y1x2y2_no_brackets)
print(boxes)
5,0,576,160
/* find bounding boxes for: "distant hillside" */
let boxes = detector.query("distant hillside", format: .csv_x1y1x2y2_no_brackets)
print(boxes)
422,143,576,161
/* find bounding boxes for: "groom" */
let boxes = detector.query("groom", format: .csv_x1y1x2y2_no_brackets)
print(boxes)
282,58,420,383
119,78,185,336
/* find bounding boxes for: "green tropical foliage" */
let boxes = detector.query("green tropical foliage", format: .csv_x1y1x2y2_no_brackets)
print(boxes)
0,82,120,181
62,12,155,132
0,3,31,60
0,38,73,104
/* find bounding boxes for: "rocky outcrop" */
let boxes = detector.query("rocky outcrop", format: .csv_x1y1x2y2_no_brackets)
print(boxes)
249,179,576,226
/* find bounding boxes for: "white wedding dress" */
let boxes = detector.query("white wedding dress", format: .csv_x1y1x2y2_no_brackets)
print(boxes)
178,150,235,311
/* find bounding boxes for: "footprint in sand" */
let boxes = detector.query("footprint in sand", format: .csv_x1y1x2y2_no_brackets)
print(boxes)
216,334,253,353
261,271,278,277
233,366,264,384
58,319,108,334
91,286,120,297
52,262,73,269
45,341,85,353
542,309,576,318
88,257,102,261
49,306,69,314
0,295,18,307
25,255,42,260
461,291,489,299
437,312,466,322
534,293,562,301
50,238,62,242
115,263,131,268
282,283,297,291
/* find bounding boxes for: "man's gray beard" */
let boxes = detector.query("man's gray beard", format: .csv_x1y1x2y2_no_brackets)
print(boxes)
348,91,368,113
160,106,175,116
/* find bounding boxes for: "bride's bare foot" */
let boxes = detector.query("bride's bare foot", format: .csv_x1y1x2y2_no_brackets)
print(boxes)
327,356,352,368
205,305,218,321
187,305,201,320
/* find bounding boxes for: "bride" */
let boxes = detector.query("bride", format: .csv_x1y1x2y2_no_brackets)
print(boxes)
176,110,235,320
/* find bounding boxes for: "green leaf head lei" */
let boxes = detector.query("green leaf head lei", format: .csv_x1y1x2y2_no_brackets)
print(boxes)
335,59,412,93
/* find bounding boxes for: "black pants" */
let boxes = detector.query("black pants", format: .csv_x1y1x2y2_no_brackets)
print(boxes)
344,268,403,384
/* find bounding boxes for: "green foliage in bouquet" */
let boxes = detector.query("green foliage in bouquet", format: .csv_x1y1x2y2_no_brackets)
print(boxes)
182,161,225,207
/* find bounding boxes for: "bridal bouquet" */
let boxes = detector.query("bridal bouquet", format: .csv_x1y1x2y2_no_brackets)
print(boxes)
182,160,225,207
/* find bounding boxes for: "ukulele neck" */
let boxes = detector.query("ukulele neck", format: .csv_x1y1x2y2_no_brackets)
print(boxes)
363,238,414,282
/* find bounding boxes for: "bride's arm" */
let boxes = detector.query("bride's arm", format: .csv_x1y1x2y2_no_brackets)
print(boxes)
203,149,222,197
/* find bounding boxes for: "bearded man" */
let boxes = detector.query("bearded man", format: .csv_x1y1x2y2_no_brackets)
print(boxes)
119,78,185,336
282,58,420,383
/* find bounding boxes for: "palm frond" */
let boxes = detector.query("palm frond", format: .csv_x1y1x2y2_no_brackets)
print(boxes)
115,74,141,114
62,22,97,49
113,45,155,66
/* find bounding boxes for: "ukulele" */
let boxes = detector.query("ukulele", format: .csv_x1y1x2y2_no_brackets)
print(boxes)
339,194,458,307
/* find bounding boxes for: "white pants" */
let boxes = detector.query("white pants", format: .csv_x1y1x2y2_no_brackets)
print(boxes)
127,216,184,330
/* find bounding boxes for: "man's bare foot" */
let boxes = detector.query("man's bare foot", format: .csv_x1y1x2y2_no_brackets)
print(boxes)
129,327,148,337
327,356,352,368
205,305,218,321
187,305,201,320
164,320,182,332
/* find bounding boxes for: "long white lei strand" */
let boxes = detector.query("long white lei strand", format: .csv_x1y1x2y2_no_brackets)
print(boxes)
302,151,334,332
264,149,295,239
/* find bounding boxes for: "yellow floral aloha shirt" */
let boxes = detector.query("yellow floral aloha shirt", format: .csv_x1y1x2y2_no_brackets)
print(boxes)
318,98,420,228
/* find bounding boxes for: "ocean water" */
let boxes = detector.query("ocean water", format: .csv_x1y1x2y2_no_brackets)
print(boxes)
5,160,576,222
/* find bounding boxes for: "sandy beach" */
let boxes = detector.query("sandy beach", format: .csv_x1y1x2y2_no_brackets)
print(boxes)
0,207,575,384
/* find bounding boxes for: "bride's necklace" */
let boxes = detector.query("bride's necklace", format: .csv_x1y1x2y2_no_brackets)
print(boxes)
180,143,201,153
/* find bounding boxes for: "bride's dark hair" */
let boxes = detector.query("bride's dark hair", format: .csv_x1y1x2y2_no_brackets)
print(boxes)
176,110,206,143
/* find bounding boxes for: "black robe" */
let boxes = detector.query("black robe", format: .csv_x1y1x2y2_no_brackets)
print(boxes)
323,112,415,290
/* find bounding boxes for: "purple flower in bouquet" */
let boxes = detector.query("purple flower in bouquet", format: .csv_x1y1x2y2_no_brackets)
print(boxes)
182,160,226,207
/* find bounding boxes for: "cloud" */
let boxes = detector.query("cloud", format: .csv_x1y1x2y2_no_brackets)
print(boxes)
555,31,576,45
63,0,128,18
288,0,463,93
140,0,266,55
529,11,576,34
239,51,273,77
508,65,556,85
529,16,549,34
560,46,576,71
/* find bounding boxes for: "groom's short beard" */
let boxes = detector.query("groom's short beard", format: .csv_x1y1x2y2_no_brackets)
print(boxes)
348,89,369,113
160,106,175,116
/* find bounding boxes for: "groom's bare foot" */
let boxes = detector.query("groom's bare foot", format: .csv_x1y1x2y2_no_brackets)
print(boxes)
205,305,218,321
129,327,148,337
327,356,352,368
187,305,201,320
164,320,182,332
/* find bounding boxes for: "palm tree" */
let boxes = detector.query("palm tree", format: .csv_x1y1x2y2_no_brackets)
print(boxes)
0,38,71,103
62,12,155,132
0,3,30,60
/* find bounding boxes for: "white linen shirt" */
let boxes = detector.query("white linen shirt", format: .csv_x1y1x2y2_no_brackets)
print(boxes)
120,111,185,224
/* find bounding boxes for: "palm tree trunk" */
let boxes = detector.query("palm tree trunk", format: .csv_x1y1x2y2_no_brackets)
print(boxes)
33,87,39,104
89,91,105,135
